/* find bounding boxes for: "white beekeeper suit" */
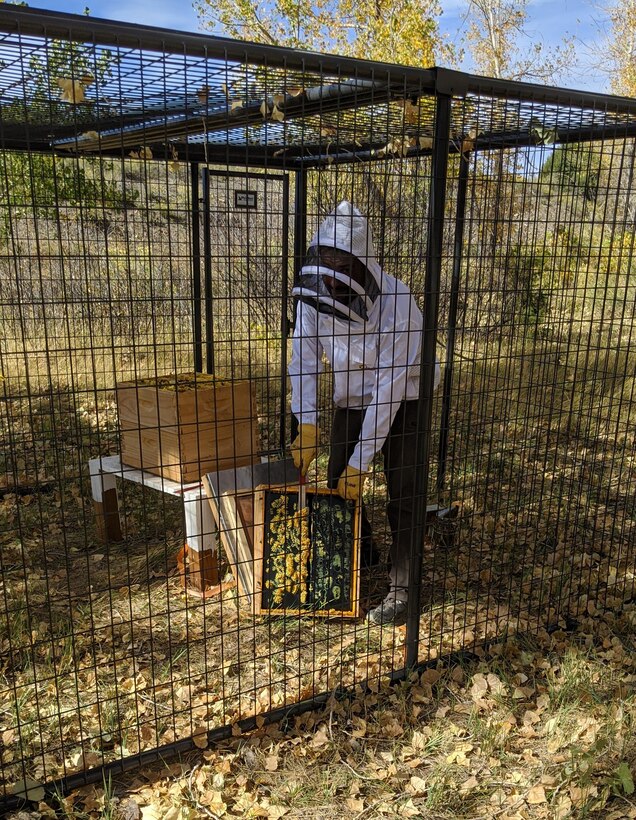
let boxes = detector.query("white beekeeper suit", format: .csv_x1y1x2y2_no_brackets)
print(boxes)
289,201,440,472
288,201,440,625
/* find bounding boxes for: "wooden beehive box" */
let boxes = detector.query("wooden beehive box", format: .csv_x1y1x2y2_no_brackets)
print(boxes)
116,372,259,483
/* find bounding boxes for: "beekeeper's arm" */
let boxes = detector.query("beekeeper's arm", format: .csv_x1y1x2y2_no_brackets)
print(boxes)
289,301,323,474
350,318,421,476
337,318,421,499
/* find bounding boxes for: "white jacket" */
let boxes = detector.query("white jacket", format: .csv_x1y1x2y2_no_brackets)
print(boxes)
289,202,440,473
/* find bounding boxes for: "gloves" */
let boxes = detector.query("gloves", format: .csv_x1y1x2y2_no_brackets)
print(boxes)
337,465,367,501
290,423,319,475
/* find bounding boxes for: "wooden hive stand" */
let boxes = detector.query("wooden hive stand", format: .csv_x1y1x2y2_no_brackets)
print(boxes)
89,455,221,594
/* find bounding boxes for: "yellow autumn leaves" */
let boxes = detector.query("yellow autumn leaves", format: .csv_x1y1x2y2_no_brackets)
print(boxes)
56,74,93,103
200,84,305,123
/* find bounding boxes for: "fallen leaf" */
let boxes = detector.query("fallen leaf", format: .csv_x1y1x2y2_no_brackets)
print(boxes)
470,673,489,701
460,775,479,793
398,798,420,818
553,795,573,819
260,100,270,119
310,726,330,748
420,668,441,685
192,726,209,749
264,754,279,771
351,717,367,737
526,785,547,804
487,673,506,694
409,729,431,752
446,741,474,765
271,105,285,122
117,798,141,820
230,100,244,111
56,77,86,103
345,797,364,811
409,775,427,796
140,806,162,820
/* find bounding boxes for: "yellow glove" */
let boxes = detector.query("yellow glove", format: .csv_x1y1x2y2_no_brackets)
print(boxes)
337,465,367,501
290,423,319,475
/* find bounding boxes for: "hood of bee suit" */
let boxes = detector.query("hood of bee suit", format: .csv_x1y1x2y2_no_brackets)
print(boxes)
291,201,382,326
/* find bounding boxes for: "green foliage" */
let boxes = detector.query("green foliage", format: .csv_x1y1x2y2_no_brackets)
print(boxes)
0,152,135,220
0,11,128,233
465,0,574,83
612,761,635,795
540,144,604,202
196,0,453,68
502,228,585,325
502,241,552,325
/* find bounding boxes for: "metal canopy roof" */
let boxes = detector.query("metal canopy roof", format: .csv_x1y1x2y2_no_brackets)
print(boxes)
2,6,636,168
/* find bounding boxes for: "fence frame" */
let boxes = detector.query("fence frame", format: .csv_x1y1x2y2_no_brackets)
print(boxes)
2,5,636,811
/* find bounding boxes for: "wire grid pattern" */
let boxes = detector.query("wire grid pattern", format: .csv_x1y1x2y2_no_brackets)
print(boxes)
0,6,635,809
4,9,636,161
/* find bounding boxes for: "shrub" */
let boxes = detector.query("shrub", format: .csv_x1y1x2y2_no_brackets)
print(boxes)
0,151,135,217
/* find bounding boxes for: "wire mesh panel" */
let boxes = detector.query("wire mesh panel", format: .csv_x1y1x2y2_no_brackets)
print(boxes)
201,167,290,453
0,9,438,804
431,91,636,662
0,6,636,810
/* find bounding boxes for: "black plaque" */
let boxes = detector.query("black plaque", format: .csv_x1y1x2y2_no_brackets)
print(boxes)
234,189,257,209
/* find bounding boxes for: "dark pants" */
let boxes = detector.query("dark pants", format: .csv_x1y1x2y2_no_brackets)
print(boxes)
327,400,422,602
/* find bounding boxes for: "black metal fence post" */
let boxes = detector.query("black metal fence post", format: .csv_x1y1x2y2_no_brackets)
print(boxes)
405,91,452,671
293,169,308,287
289,169,308,443
201,167,215,375
190,162,203,373
279,174,291,452
437,150,470,493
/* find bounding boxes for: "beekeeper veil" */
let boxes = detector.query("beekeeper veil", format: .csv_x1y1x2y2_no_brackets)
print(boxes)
292,201,382,325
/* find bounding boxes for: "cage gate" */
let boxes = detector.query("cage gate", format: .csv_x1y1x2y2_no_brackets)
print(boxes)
1,5,636,810
199,167,291,453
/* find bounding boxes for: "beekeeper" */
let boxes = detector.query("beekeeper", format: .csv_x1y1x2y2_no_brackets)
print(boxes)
289,201,440,626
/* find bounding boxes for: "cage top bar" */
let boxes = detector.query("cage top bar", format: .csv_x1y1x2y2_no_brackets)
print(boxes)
5,5,636,113
2,5,636,165
0,5,437,86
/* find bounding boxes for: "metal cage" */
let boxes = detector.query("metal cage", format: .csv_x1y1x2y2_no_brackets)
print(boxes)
1,6,636,809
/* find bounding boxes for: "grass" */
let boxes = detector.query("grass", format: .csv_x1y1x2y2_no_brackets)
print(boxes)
135,609,631,820
2,405,635,809
0,155,635,816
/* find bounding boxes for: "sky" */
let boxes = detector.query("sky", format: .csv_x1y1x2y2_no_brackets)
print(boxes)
25,0,613,94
